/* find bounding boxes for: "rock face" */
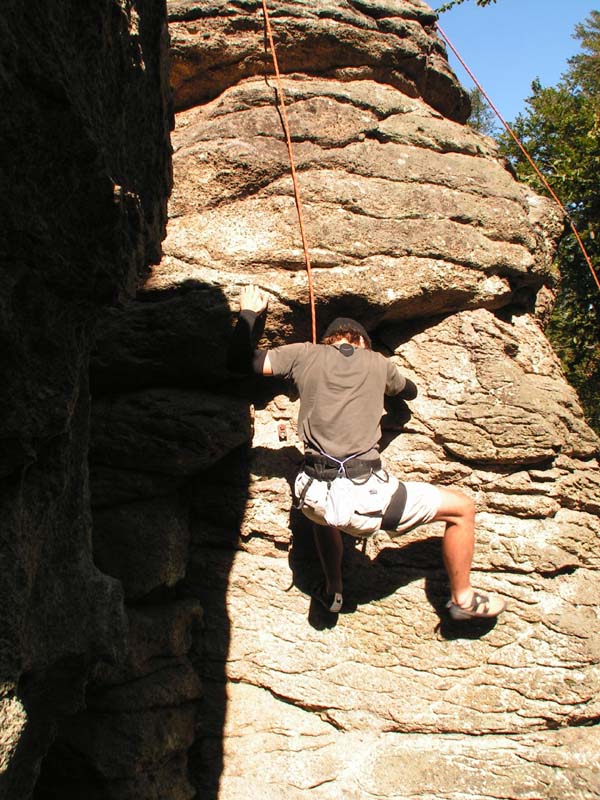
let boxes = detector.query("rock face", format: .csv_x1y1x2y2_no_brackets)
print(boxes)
160,1,598,796
168,0,470,121
20,0,599,798
0,1,172,798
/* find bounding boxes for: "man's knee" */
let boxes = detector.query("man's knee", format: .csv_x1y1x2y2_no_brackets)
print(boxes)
461,493,476,522
435,487,475,523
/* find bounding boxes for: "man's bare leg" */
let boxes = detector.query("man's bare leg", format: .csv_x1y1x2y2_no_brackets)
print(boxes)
434,487,505,616
312,523,343,596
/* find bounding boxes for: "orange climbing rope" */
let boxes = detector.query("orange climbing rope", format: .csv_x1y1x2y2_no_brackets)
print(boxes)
261,0,318,343
436,22,600,294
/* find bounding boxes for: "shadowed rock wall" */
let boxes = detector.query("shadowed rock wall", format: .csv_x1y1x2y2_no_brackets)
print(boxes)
83,1,600,798
0,1,172,798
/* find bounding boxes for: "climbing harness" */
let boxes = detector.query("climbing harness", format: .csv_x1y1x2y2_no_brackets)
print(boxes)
436,23,600,294
261,0,318,342
305,446,381,527
319,449,381,526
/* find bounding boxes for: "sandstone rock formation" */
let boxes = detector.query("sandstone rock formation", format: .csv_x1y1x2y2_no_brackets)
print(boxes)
161,2,597,796
168,0,470,120
0,1,172,797
7,0,599,798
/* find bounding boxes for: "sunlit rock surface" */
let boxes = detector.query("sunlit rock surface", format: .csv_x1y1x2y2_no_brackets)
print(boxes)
84,0,600,797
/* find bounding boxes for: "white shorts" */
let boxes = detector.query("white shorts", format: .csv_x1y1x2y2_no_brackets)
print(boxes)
294,470,442,538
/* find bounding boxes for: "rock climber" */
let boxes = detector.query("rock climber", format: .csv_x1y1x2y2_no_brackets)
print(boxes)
228,284,506,621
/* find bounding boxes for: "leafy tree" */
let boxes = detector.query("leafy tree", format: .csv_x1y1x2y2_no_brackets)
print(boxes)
466,86,500,137
498,11,600,434
436,0,496,13
567,10,600,97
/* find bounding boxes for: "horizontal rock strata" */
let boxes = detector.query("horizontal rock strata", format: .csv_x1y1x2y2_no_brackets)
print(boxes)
196,684,600,799
154,75,562,344
168,0,469,120
81,0,600,798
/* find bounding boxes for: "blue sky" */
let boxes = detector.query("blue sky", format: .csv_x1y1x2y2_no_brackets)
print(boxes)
437,0,598,122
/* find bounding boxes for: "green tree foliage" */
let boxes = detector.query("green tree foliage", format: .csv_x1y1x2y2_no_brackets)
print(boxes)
466,86,500,137
498,11,600,434
567,11,600,97
436,0,496,13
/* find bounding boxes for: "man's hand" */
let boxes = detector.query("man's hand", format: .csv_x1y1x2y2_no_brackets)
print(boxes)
240,285,268,315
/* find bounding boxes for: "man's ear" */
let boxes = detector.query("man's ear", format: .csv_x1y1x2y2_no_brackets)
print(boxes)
358,335,366,349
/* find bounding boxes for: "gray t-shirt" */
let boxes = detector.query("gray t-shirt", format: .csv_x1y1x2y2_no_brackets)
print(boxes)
267,342,407,460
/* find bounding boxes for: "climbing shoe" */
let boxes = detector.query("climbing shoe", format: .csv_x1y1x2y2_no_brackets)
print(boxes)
446,590,506,621
313,582,343,613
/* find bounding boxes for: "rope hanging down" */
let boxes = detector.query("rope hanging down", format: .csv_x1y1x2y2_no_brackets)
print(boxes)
262,0,317,343
436,23,600,294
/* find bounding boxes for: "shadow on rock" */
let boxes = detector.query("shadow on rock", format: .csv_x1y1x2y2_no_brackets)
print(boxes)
289,518,498,639
423,575,500,640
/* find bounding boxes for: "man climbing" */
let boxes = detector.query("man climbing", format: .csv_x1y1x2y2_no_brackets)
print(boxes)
229,285,506,621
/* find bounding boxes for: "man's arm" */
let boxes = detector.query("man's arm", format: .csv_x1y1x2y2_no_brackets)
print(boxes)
227,285,273,376
386,361,418,400
399,376,418,400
